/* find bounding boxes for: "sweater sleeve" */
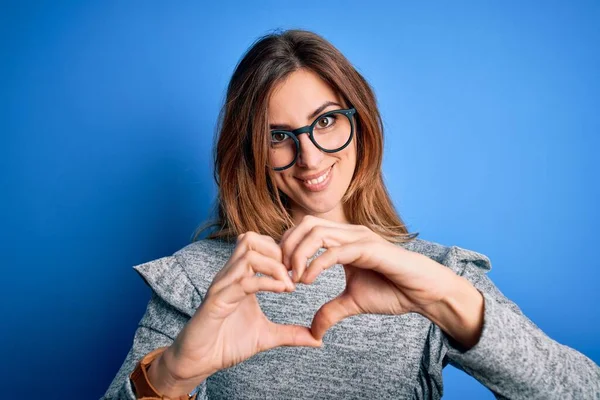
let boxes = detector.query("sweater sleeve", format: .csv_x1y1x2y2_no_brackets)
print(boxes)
100,256,209,400
441,255,600,399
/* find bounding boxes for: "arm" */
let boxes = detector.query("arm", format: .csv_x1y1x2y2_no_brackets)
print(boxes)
100,292,209,400
426,259,600,399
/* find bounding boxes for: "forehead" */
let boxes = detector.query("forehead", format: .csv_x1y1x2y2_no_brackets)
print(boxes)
268,69,342,120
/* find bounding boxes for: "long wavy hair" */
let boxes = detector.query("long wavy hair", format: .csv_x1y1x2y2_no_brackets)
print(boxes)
193,29,419,244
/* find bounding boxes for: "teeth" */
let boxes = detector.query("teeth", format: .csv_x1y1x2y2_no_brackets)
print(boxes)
304,167,331,185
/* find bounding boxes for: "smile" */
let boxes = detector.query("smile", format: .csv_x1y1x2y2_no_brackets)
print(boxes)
296,164,334,192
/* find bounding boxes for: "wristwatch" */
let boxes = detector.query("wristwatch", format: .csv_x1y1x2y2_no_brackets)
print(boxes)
130,346,199,399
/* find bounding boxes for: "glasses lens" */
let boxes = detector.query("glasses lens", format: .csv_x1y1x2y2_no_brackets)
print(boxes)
312,111,352,151
268,131,296,169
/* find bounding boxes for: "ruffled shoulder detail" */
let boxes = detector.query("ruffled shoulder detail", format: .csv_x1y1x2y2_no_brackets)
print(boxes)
172,238,236,293
132,239,235,317
400,237,492,276
133,255,202,318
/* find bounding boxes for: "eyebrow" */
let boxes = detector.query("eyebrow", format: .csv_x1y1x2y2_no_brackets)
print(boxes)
269,100,343,130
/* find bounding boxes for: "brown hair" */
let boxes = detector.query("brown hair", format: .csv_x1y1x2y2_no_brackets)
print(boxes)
193,29,419,244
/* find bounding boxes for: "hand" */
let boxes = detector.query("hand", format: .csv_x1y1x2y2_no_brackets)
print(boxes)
158,232,323,387
280,215,458,340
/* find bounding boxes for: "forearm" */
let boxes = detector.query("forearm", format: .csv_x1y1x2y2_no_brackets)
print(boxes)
416,273,484,350
427,254,600,398
447,289,600,398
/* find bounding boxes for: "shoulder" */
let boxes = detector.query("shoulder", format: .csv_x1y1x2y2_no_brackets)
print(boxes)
132,239,235,317
397,237,492,276
173,238,236,268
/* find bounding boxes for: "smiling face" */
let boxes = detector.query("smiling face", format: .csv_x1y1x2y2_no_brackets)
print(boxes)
267,69,357,224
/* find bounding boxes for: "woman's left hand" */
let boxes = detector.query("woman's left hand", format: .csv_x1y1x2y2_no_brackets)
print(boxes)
279,215,475,342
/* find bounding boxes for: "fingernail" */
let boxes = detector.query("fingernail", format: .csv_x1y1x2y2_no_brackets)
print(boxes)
286,278,295,291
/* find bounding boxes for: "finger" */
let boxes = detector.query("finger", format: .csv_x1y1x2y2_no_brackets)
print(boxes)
245,250,295,291
301,242,368,284
217,233,285,285
279,223,297,246
227,233,251,266
231,232,283,266
286,225,343,282
289,226,348,283
281,215,339,267
211,248,294,294
217,275,288,304
261,322,323,351
311,292,360,341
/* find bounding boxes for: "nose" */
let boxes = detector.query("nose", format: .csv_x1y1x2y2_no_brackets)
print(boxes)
296,133,324,168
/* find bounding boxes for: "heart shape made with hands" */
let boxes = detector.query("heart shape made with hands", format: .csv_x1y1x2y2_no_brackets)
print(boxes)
265,215,451,341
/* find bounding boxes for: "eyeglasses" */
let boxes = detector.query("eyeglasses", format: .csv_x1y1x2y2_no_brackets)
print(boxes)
268,108,357,171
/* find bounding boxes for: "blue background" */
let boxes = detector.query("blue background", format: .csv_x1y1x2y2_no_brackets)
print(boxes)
2,1,599,398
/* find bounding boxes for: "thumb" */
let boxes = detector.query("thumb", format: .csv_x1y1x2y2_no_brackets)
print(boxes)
264,323,323,350
311,293,360,341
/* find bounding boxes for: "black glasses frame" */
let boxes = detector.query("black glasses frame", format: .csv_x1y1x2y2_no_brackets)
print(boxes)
269,107,357,171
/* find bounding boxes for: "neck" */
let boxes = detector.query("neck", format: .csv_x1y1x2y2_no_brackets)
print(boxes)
290,203,349,225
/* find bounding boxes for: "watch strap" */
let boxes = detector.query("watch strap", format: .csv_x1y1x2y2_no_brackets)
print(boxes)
130,346,198,400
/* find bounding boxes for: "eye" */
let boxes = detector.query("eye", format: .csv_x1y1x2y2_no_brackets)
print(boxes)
270,131,289,144
316,115,337,129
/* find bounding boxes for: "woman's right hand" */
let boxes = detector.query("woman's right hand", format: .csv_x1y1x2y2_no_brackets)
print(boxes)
149,232,323,395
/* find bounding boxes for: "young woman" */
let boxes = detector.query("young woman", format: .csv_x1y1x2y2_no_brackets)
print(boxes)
102,29,599,399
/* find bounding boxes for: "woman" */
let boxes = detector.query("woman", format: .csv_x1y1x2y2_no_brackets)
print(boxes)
102,29,599,399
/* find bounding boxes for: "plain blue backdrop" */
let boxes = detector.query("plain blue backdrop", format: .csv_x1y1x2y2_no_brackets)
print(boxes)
2,1,599,398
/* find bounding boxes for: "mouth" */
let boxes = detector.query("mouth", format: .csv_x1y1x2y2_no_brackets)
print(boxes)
295,164,334,192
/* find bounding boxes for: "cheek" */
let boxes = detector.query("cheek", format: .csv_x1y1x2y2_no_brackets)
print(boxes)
341,142,357,167
273,172,293,193
348,139,358,168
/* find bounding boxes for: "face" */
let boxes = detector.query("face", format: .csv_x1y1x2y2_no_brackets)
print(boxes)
267,69,357,224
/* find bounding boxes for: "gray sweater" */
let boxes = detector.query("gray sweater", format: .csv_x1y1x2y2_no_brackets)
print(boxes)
101,237,600,399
